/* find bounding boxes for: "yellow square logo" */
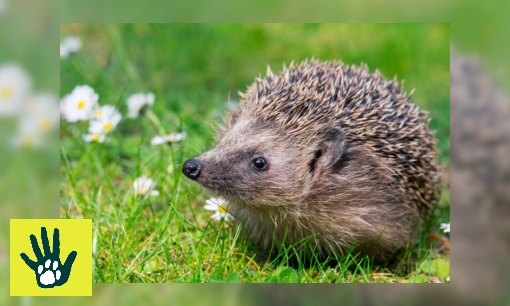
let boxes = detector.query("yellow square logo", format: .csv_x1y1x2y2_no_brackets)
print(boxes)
10,219,92,296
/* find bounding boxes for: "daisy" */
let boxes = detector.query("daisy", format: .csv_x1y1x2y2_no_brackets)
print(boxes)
25,92,58,117
150,132,186,146
88,104,121,134
126,92,155,118
90,104,119,120
440,223,450,233
0,64,31,116
10,93,60,148
83,133,106,143
60,36,82,59
10,119,45,148
60,44,70,59
204,197,234,221
61,85,99,122
133,175,159,196
60,95,69,116
25,93,60,132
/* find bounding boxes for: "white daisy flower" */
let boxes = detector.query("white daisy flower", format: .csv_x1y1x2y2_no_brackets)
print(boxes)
150,132,186,146
126,92,155,118
63,37,82,53
90,104,118,120
440,223,450,233
133,175,159,196
10,119,45,148
60,36,82,59
204,197,234,221
24,93,60,132
61,85,99,122
25,92,59,118
88,104,121,134
60,45,70,59
83,133,106,143
0,64,31,116
10,93,59,148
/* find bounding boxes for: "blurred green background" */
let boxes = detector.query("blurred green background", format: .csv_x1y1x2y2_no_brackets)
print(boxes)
60,23,450,164
2,0,510,302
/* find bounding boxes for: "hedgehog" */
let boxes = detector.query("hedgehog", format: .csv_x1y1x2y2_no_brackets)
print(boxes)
182,59,440,260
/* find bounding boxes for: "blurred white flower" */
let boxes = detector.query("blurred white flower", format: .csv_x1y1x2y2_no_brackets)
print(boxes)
25,93,59,119
91,104,116,120
440,223,450,233
0,64,31,116
10,119,45,148
25,93,60,131
88,105,121,134
133,175,159,196
60,36,82,59
60,95,69,117
150,132,186,146
10,93,59,148
126,92,155,118
83,133,106,143
60,46,69,59
63,37,82,53
61,85,99,122
204,197,234,221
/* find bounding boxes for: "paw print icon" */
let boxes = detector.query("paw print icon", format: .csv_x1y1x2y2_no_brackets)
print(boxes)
20,227,77,289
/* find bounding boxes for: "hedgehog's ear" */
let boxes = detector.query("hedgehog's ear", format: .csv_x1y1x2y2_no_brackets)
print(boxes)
309,127,348,178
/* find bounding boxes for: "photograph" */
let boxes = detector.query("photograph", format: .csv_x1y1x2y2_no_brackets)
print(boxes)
59,23,450,283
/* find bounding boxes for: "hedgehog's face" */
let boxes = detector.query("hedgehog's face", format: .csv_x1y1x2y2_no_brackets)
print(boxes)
181,113,354,210
182,118,309,206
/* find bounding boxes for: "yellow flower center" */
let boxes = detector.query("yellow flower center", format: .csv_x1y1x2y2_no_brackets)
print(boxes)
103,123,111,131
91,134,100,141
218,204,227,213
77,101,85,109
27,100,37,111
39,119,52,132
1,86,13,100
21,135,34,146
95,109,102,117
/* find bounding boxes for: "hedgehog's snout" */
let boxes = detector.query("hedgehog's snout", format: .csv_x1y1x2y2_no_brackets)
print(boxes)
182,158,203,180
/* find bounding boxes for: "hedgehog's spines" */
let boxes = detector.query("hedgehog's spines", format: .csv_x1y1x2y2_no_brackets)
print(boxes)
266,65,274,78
240,59,439,217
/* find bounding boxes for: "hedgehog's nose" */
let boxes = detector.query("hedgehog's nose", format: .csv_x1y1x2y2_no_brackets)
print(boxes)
182,158,202,180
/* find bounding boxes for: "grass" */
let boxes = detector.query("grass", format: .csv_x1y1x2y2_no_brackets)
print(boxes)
60,23,450,283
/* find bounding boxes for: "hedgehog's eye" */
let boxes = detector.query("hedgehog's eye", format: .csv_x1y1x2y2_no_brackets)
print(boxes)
251,157,268,170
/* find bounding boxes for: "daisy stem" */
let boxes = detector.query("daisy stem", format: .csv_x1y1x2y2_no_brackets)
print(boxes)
146,110,166,135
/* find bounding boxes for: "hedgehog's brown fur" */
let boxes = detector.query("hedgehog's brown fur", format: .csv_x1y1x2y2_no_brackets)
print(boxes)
185,59,440,260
